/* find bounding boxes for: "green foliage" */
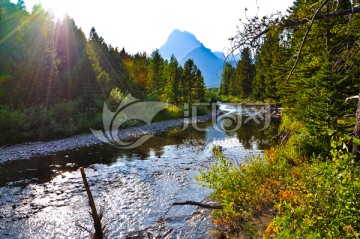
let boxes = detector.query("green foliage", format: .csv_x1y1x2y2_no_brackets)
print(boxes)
280,0,359,135
205,88,220,103
152,105,182,122
219,62,234,96
148,49,165,92
162,55,182,103
0,1,212,144
219,48,255,100
197,146,291,238
252,28,287,102
199,134,360,238
233,47,255,99
271,136,360,238
0,106,26,145
206,0,360,238
181,59,206,104
107,87,125,110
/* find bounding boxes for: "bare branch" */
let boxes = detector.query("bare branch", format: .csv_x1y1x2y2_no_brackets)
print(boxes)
229,4,360,57
285,0,331,83
345,95,360,102
171,201,223,209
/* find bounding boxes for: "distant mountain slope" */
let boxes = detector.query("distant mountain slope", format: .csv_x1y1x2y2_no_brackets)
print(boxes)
214,51,241,67
180,44,224,88
159,29,201,60
213,51,225,60
159,29,229,88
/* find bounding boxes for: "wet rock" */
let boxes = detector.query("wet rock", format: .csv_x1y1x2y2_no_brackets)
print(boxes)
65,163,78,168
49,165,61,168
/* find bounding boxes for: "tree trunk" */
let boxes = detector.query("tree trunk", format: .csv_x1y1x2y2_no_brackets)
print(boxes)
353,94,360,155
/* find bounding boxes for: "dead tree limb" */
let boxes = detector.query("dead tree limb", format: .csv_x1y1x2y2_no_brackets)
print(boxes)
171,201,223,209
80,167,104,239
345,95,359,102
229,4,360,54
285,0,330,82
352,94,360,155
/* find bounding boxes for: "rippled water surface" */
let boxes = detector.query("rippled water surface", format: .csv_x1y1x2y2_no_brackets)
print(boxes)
0,113,279,238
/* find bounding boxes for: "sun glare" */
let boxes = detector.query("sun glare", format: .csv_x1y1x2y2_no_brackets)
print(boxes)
40,1,71,20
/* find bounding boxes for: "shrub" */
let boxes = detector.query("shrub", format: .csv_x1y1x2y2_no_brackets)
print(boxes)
269,136,360,238
0,106,26,145
198,135,360,238
196,146,292,238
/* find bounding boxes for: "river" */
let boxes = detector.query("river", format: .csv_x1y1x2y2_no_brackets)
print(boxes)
0,105,279,238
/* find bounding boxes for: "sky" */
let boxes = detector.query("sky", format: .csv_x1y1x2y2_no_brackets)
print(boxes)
17,0,294,54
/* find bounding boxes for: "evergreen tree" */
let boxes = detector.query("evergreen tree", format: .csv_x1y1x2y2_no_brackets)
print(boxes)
219,62,234,96
148,49,165,93
86,27,131,101
0,0,27,107
232,48,255,98
124,52,148,93
252,29,285,101
163,55,182,103
194,68,206,102
55,16,89,101
20,4,60,106
283,0,359,134
181,59,206,104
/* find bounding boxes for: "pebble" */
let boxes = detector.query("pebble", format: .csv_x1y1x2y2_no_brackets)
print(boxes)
0,114,213,164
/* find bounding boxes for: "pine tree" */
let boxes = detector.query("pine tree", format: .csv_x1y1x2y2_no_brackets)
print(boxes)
283,0,359,134
163,55,182,103
219,62,234,96
252,29,285,101
55,16,88,101
181,59,206,104
232,48,255,99
20,4,60,106
148,49,165,94
194,68,206,102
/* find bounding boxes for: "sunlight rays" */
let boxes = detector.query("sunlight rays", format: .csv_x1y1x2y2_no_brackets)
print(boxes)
0,9,39,45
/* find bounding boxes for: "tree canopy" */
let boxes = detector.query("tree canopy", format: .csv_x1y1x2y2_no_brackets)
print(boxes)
0,1,206,144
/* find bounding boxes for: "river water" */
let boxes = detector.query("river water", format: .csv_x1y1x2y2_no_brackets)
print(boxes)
0,107,279,238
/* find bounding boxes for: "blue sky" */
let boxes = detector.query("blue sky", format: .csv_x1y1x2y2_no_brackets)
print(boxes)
17,0,294,54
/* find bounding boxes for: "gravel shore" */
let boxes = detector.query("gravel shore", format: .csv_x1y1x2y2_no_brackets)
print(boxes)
0,115,213,164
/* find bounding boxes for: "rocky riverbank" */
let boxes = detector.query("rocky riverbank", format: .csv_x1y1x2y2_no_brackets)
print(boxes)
0,115,213,164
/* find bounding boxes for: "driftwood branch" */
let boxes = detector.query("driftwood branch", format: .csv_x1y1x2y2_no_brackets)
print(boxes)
80,167,104,239
171,201,223,209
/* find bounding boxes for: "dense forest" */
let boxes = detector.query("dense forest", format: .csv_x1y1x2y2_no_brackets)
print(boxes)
0,0,207,145
203,0,360,237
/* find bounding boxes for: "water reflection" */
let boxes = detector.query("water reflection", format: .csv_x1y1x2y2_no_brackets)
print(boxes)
0,111,280,238
0,114,279,187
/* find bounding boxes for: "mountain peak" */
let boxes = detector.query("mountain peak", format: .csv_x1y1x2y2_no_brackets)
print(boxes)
159,29,201,60
159,29,226,88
